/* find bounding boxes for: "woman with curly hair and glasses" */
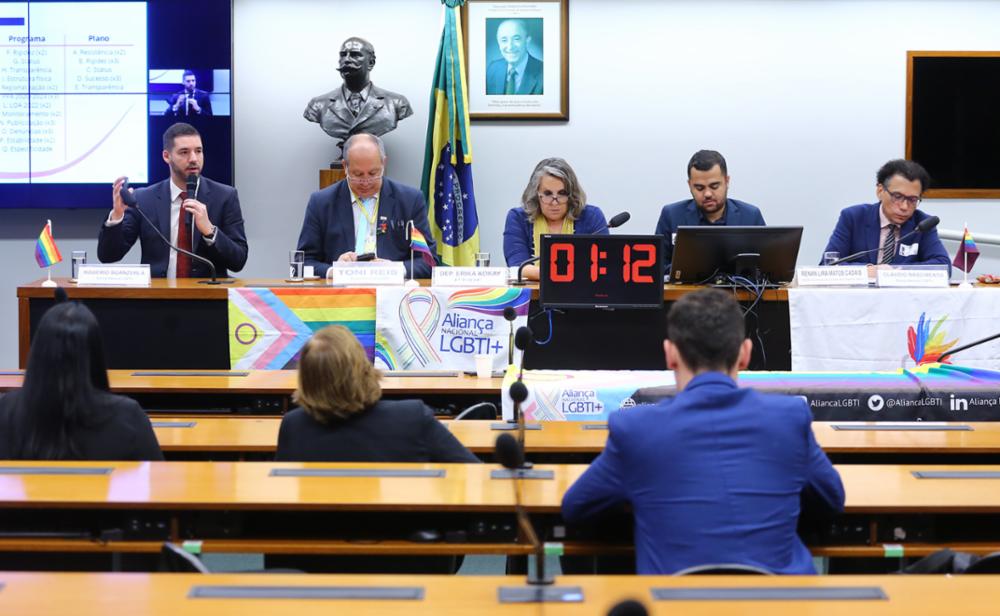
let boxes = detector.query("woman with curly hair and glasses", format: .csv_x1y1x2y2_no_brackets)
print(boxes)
502,157,609,280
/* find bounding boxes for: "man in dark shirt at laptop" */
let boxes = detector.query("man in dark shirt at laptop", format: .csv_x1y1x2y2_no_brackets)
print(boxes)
655,150,765,271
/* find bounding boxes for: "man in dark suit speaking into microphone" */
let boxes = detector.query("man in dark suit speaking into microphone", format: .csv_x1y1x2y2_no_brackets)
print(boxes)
97,122,248,278
296,132,437,279
164,70,213,117
821,159,950,272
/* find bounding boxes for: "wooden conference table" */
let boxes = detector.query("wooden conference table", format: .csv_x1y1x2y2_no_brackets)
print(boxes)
145,417,1000,464
17,278,792,371
3,572,999,615
1,461,1000,559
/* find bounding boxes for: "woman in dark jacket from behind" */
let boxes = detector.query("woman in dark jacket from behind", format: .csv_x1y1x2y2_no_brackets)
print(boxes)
0,300,162,461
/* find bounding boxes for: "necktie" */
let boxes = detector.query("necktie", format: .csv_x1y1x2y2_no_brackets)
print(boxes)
348,93,362,116
879,224,897,265
177,191,192,277
504,67,517,95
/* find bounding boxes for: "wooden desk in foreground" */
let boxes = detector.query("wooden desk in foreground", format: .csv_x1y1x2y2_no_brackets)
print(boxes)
5,572,1000,615
1,461,1000,559
149,418,1000,463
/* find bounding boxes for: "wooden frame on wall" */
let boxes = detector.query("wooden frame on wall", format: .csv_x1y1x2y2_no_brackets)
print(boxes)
906,50,1000,199
462,0,569,121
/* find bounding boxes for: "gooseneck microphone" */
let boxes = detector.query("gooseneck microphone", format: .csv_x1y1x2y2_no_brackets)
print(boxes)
607,599,649,616
503,306,517,365
495,432,553,586
513,256,541,286
120,178,220,284
510,325,534,454
593,211,631,234
828,215,940,266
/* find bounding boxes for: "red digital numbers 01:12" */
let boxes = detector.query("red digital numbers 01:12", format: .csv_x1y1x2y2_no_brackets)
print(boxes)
548,242,656,284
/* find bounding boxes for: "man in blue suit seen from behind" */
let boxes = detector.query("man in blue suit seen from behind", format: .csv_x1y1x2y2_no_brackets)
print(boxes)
655,150,765,273
562,288,845,575
297,133,437,279
98,122,248,278
822,159,949,272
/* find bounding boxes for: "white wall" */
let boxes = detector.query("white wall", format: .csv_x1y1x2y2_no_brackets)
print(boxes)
1,0,998,366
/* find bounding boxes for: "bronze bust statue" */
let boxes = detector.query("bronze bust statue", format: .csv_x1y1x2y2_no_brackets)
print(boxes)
303,37,413,162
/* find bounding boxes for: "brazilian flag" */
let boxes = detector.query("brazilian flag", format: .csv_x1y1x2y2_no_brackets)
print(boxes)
421,0,479,266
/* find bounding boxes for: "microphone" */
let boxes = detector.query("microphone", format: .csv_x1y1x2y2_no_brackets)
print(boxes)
828,215,940,266
513,255,541,286
120,178,220,284
607,600,649,616
593,211,631,234
495,432,552,587
510,325,534,451
503,306,517,365
940,331,1000,363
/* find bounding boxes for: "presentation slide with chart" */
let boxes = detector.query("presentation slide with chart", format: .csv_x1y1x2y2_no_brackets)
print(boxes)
0,2,148,184
0,0,233,209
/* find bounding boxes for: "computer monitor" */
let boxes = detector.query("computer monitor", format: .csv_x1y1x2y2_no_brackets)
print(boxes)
668,226,803,286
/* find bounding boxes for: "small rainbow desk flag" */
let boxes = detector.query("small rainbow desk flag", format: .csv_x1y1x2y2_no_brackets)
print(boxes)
34,220,63,268
410,227,436,266
952,225,980,273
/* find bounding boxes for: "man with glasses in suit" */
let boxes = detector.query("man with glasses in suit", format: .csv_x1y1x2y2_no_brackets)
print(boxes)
821,159,950,272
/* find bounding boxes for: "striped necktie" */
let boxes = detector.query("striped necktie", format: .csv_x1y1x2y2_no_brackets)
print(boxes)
504,67,517,95
176,191,192,277
879,224,897,265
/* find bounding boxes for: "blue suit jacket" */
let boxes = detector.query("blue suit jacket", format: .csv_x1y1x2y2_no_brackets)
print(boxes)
296,178,437,278
562,373,845,575
822,203,950,272
502,204,608,267
97,177,248,278
655,198,765,270
486,55,543,95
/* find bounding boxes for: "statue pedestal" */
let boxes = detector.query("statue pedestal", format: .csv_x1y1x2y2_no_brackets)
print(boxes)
320,163,346,189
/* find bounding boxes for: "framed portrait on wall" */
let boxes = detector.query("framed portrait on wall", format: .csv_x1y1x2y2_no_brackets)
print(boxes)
463,0,569,120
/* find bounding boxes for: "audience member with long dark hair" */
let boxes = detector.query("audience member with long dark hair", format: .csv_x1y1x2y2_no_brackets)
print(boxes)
0,301,162,460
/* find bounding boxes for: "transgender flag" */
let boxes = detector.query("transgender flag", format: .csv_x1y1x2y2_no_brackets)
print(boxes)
34,220,63,268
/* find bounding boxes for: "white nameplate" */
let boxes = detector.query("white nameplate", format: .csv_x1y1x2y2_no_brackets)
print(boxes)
877,268,949,288
327,262,405,286
797,266,869,286
76,264,151,287
432,267,509,287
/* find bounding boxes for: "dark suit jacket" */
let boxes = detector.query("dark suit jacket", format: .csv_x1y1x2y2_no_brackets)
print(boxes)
486,55,543,95
97,177,249,278
0,390,163,461
562,372,844,575
655,198,766,271
822,203,951,272
502,204,609,267
296,178,437,278
275,400,479,463
165,88,213,117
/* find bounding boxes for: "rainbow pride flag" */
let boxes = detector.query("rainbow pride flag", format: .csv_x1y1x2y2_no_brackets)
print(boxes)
34,220,63,268
952,225,979,273
228,287,376,370
410,227,436,267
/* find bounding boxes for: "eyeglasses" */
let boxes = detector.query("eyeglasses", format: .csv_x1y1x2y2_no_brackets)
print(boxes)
537,191,569,204
886,191,921,207
348,172,383,186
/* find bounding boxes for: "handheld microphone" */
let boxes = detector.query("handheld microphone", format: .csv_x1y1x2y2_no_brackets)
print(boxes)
607,599,649,616
828,215,940,266
503,306,517,365
593,211,631,234
495,432,552,587
119,178,220,284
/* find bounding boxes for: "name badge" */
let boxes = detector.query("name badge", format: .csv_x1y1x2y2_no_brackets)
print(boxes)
432,267,509,287
877,267,949,288
327,262,405,286
76,264,151,287
899,243,919,257
796,266,869,286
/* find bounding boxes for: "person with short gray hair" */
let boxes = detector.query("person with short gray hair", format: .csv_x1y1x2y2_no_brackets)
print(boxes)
502,157,608,279
295,132,437,278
